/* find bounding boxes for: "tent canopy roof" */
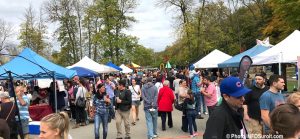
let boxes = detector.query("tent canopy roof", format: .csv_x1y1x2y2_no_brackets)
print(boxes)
253,30,300,65
120,64,133,73
131,62,140,68
69,66,98,77
106,61,122,71
166,61,171,68
0,48,76,79
193,49,232,68
218,44,270,68
68,56,118,73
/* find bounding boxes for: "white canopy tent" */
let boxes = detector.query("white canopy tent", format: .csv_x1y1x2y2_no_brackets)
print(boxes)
193,49,232,68
120,64,133,73
253,30,300,65
68,56,118,73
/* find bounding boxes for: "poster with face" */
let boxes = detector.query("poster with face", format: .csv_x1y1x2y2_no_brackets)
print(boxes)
238,55,253,85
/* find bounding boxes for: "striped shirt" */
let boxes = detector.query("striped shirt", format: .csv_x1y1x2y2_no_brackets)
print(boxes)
16,95,30,120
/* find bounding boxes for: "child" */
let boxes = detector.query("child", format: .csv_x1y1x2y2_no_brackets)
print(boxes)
184,90,198,138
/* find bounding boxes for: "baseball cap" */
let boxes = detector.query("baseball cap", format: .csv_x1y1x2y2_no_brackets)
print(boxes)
220,77,251,97
0,91,10,98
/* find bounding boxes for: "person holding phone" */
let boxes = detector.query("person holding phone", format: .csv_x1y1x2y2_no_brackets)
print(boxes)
93,83,110,139
115,80,132,139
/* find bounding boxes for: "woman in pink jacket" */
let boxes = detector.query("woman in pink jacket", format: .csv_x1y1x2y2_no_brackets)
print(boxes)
157,80,175,131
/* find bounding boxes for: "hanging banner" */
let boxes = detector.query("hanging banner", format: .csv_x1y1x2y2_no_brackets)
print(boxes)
238,55,253,85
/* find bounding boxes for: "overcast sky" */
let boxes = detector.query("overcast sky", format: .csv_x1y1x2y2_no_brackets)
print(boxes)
0,0,176,52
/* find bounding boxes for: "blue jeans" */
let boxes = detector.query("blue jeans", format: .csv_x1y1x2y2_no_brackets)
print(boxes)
94,113,108,139
195,93,206,114
186,110,197,135
144,109,158,139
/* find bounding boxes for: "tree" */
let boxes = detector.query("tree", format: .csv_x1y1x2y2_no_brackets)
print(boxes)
271,0,300,30
0,19,14,52
157,0,195,64
84,0,136,63
262,0,298,43
45,0,82,63
18,5,48,56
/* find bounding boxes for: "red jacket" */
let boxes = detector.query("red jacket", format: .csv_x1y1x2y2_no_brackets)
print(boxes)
157,86,175,112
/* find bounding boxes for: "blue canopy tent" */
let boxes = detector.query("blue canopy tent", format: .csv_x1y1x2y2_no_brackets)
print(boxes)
0,48,76,115
0,48,76,79
106,61,122,71
69,67,98,77
218,45,270,68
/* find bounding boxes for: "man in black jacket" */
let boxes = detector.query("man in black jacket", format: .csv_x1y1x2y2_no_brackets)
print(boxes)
243,72,269,135
204,77,251,139
115,80,132,139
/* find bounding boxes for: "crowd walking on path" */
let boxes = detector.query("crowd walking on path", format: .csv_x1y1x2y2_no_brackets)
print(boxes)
0,68,300,139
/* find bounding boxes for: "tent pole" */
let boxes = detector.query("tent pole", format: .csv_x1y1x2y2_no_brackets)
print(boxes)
7,71,24,139
52,71,57,113
279,52,282,75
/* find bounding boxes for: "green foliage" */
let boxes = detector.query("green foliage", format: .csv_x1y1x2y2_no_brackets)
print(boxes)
270,0,300,30
47,0,139,66
157,0,300,67
16,0,300,68
18,6,48,56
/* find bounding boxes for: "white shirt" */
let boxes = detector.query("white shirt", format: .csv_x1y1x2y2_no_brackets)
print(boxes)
129,85,141,101
155,82,163,93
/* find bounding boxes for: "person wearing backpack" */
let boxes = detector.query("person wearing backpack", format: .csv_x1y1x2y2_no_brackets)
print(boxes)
184,90,198,138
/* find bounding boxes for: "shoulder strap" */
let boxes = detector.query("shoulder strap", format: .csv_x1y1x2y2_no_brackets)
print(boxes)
6,103,14,121
132,85,139,95
81,87,85,98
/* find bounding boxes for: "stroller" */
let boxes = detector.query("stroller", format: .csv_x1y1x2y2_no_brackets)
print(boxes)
86,96,95,123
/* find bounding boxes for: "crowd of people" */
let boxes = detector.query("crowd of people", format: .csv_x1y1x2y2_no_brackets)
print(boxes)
0,67,300,139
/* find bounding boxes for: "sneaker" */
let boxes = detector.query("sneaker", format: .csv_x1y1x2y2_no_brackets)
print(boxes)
204,112,208,115
196,115,204,119
193,132,199,136
190,135,194,138
153,134,158,138
131,122,136,126
72,124,79,129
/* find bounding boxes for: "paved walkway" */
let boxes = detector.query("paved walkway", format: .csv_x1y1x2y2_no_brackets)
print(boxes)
68,106,208,139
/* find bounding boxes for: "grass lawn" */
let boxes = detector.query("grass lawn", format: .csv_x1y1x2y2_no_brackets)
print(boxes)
287,80,297,92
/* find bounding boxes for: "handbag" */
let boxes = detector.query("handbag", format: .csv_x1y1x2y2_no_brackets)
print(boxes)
1,103,15,121
174,99,183,111
132,85,143,101
174,94,183,111
76,87,86,107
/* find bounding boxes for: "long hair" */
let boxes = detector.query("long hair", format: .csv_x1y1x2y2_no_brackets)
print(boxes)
41,112,70,139
95,83,106,99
